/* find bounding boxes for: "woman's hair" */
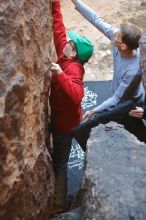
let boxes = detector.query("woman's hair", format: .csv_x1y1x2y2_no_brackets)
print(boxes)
120,23,142,50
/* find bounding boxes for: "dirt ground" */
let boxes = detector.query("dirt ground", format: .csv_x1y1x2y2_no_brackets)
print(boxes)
61,0,146,81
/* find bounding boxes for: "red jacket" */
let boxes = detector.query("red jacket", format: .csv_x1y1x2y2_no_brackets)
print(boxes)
50,1,85,134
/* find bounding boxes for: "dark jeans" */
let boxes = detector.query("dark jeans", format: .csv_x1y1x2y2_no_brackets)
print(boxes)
123,116,146,143
52,132,72,207
72,100,137,151
52,132,72,177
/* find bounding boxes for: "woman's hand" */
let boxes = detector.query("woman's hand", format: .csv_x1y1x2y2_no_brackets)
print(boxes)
129,107,144,119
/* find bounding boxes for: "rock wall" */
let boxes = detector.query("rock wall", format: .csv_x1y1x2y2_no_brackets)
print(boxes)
0,0,55,219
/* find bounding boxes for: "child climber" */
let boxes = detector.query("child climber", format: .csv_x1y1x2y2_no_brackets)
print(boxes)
50,0,93,216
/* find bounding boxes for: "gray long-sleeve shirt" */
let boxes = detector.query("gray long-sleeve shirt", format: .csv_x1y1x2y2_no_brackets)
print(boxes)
76,0,144,112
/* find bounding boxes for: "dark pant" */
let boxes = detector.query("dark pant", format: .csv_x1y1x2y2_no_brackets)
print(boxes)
123,116,146,143
72,100,137,151
52,132,72,207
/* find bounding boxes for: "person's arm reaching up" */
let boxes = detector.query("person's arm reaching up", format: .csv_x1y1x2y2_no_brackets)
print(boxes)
71,0,116,41
51,0,67,58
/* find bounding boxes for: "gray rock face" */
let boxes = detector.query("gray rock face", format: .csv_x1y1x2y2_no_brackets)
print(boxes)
82,122,146,220
0,0,55,219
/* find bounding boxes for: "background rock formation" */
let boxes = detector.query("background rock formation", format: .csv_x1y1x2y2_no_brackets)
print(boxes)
0,0,55,219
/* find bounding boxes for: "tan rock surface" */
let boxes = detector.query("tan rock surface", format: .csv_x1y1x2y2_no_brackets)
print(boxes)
0,0,54,219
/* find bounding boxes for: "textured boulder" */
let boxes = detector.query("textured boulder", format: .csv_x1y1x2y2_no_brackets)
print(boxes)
0,0,55,219
82,122,146,220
